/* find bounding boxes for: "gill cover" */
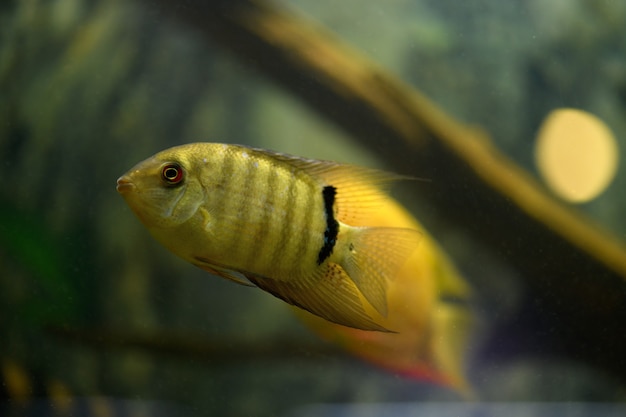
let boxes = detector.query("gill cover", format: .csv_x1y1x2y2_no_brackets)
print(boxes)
119,156,203,229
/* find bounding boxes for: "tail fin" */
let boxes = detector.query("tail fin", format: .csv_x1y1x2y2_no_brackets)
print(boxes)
341,227,422,317
427,237,476,398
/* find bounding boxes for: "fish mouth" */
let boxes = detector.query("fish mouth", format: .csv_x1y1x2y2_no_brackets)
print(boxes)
116,176,136,194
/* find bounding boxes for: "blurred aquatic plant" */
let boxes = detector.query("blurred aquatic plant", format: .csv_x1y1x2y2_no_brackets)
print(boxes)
0,198,93,327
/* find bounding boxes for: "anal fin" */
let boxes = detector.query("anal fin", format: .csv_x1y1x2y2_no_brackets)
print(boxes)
246,264,393,332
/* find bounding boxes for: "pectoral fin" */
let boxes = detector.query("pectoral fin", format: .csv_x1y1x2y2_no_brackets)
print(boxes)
246,264,393,332
341,226,422,317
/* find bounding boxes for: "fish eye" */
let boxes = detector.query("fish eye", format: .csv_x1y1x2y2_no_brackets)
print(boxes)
161,163,184,186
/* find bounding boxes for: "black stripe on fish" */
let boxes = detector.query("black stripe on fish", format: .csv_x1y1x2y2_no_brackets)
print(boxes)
317,185,339,265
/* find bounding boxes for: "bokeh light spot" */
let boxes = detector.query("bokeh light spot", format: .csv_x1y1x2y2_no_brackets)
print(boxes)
535,108,619,203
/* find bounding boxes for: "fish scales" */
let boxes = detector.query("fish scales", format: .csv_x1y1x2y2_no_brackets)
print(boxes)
210,146,243,257
246,158,280,270
227,148,266,263
213,148,266,265
281,174,323,274
265,168,296,269
240,150,295,273
244,150,326,276
209,147,326,277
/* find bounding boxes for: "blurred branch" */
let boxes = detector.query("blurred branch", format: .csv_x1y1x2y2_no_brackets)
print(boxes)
146,0,626,376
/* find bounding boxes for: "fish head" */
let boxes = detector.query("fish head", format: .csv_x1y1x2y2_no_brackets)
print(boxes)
117,148,205,229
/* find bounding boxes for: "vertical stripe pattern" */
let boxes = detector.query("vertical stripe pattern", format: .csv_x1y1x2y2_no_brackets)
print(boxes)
207,145,327,279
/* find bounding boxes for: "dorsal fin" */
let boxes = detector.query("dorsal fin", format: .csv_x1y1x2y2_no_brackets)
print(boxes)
250,147,411,224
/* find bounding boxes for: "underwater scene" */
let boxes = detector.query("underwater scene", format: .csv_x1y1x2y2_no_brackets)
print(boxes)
2,0,626,416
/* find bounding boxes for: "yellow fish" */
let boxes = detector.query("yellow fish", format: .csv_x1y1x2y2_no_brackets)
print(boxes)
116,142,421,332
